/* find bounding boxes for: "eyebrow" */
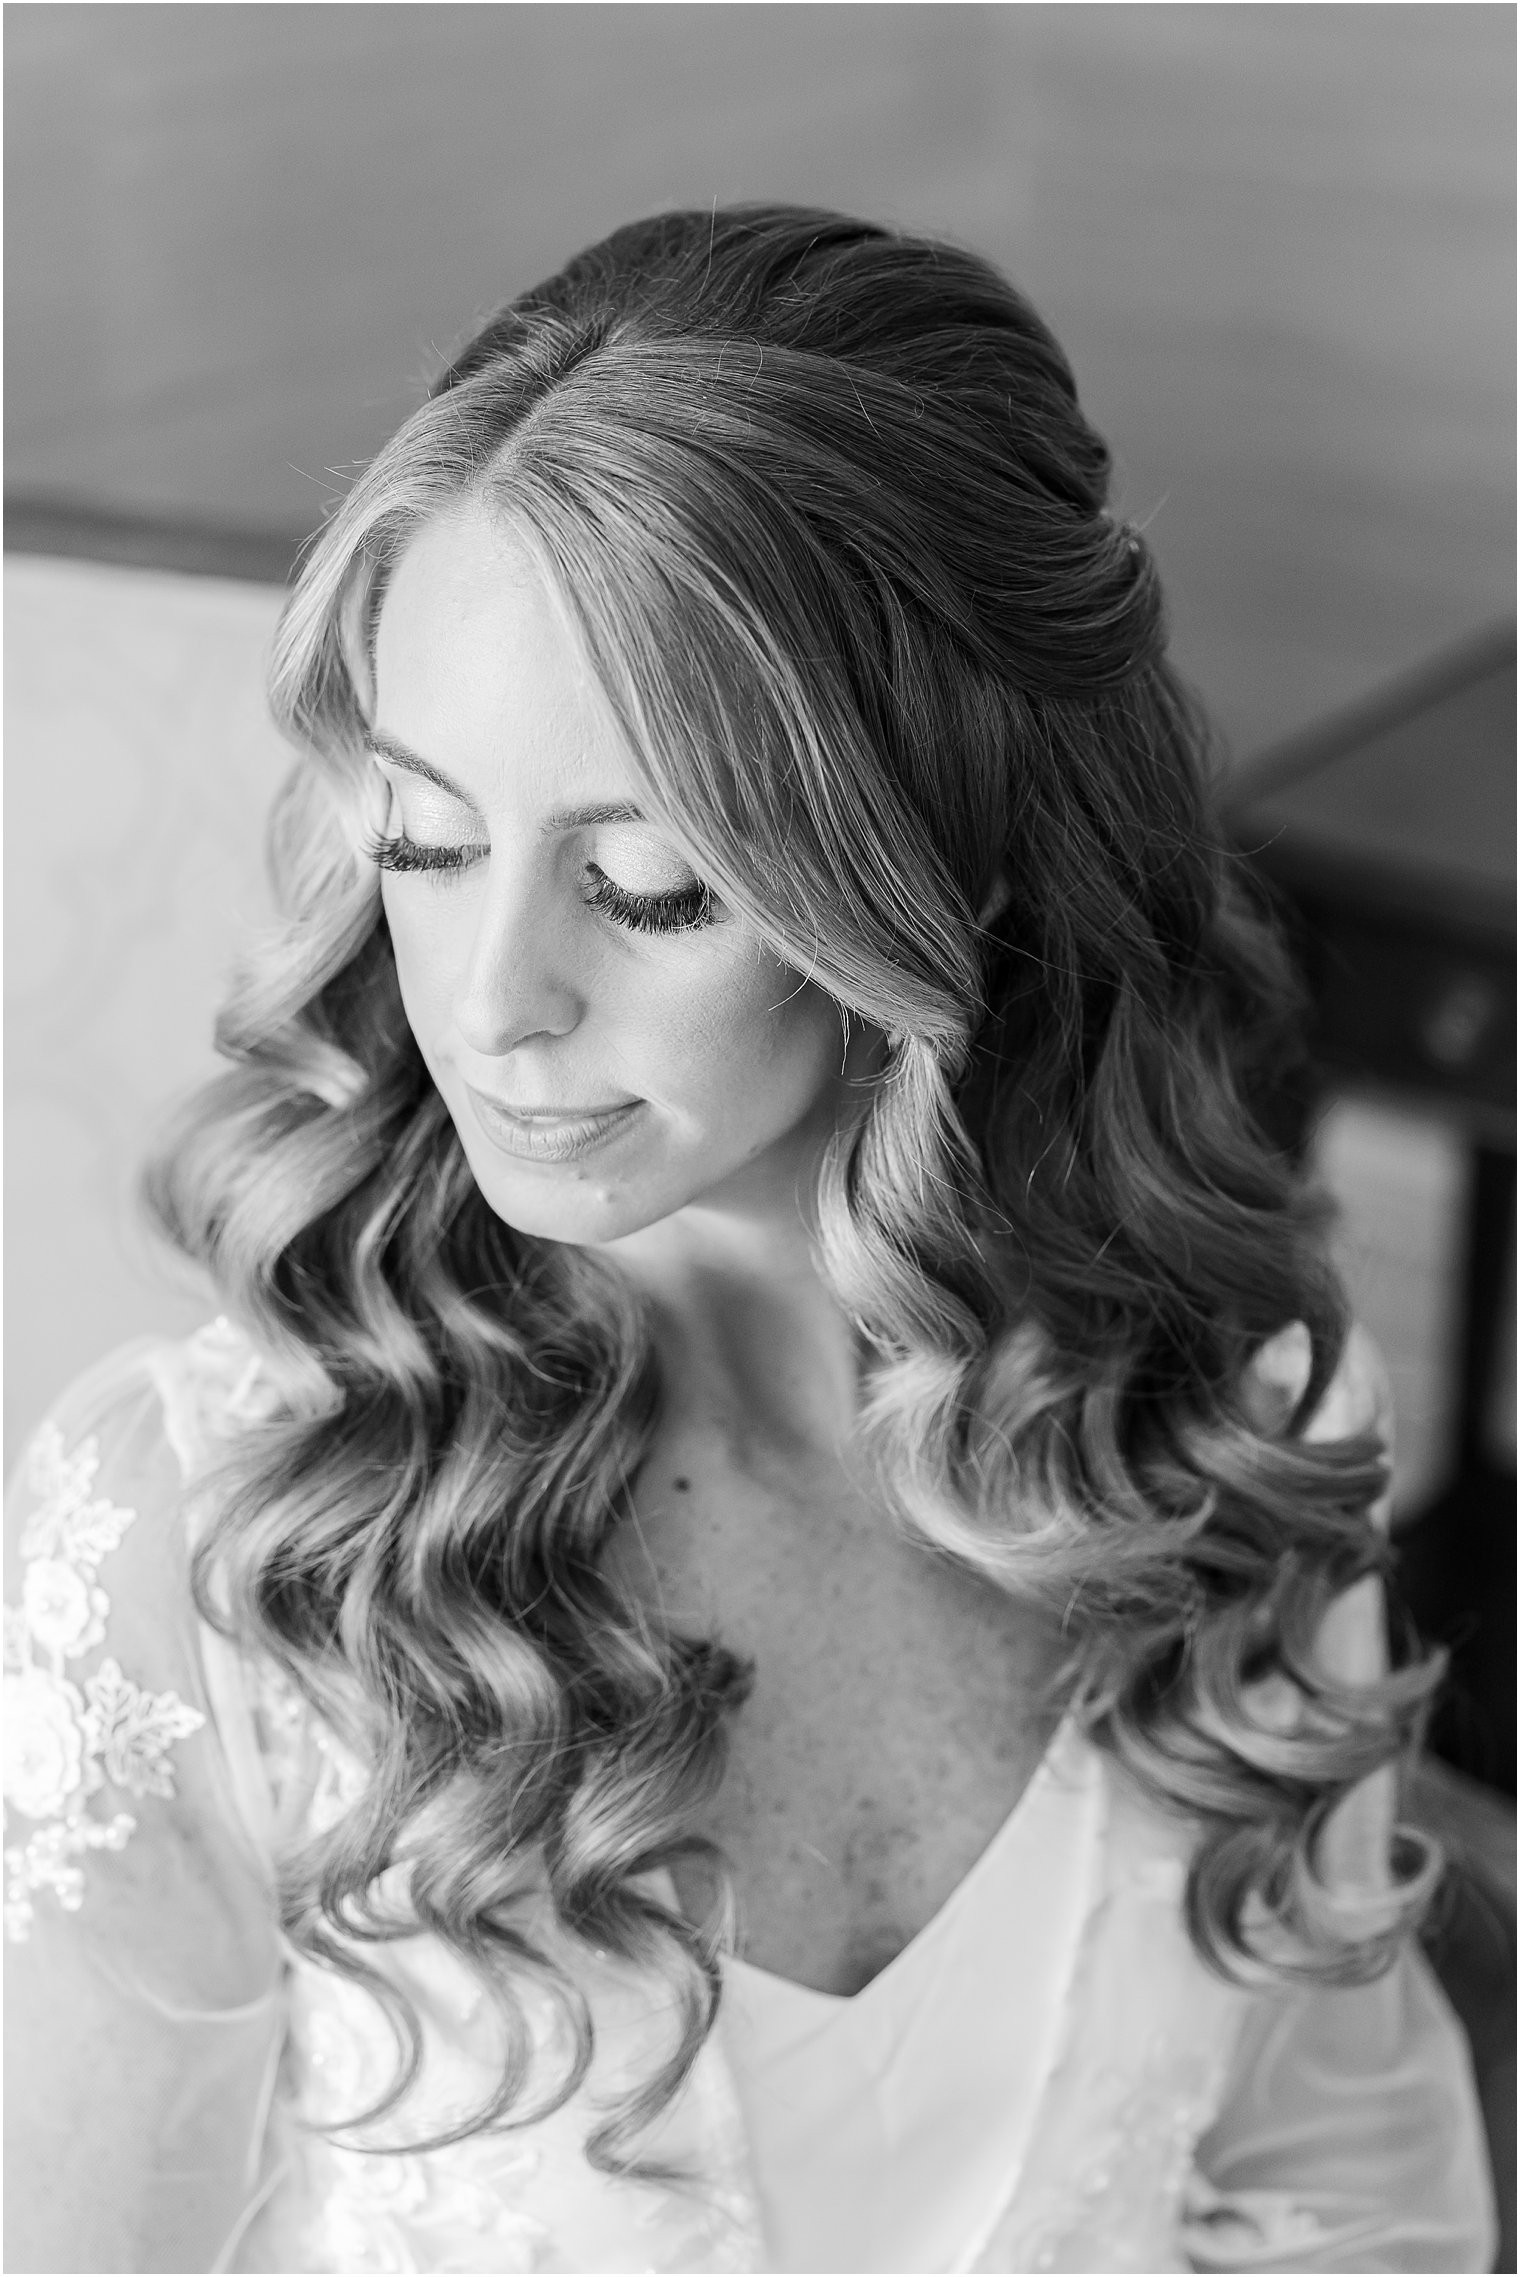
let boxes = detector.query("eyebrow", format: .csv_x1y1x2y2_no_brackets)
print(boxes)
365,730,646,833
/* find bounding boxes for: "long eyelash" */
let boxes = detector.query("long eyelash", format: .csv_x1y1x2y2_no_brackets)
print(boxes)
364,832,715,935
363,829,478,876
584,869,714,935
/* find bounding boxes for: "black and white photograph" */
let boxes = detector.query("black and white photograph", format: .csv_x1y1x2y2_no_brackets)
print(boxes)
4,6,1514,2271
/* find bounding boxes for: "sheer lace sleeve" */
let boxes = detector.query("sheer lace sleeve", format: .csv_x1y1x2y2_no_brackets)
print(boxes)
1181,1323,1497,2273
3,1341,285,2275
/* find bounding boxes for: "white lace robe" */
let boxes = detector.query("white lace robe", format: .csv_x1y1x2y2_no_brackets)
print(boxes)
3,1322,1495,2273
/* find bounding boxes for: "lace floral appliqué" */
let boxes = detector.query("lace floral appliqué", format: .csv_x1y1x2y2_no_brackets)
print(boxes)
3,1420,204,1940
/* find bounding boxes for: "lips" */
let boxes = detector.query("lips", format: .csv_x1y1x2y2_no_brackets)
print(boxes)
464,1085,644,1165
487,1100,637,1121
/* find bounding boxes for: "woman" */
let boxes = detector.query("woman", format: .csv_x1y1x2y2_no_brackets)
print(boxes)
4,206,1493,2273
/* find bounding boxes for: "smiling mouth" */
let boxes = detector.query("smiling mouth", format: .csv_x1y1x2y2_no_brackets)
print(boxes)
464,1086,644,1164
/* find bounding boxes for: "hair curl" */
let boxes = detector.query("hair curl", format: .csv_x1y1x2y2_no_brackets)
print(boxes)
146,204,1441,2168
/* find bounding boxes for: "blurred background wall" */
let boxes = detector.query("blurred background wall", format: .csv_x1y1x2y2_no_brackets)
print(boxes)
8,2,1514,753
5,2,1514,1522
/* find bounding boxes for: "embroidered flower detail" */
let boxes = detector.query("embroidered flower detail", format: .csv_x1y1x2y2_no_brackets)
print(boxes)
4,1666,87,1817
82,1659,205,1798
3,1806,136,1939
22,1558,108,1659
311,2133,553,2274
3,1602,31,1672
3,1420,204,1940
1018,2035,1224,2271
21,1425,137,1569
314,2150,551,2275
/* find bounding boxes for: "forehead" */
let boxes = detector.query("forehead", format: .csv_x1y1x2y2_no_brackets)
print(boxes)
372,500,635,806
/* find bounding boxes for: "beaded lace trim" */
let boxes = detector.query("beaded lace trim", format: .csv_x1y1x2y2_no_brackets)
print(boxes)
3,1421,205,1940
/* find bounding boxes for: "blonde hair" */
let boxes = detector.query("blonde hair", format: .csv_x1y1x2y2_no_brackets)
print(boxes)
147,205,1440,2166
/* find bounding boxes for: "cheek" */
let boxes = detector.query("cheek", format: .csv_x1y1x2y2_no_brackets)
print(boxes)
379,883,839,1135
645,948,842,1123
380,883,463,1045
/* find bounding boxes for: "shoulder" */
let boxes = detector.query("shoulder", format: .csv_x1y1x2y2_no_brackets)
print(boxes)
8,1316,285,1498
3,1333,287,2273
3,1320,283,1948
5,1337,203,1712
143,1314,292,1481
4,1316,284,1664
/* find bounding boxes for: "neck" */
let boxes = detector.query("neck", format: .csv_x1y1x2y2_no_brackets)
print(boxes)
591,1022,889,1455
596,1164,863,1462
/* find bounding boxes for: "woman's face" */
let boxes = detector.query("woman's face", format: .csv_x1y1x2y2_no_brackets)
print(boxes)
369,499,867,1248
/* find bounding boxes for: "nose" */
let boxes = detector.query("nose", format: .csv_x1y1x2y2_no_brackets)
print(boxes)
450,870,583,1058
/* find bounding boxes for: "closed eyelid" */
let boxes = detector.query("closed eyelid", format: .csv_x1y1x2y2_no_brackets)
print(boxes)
370,773,689,882
372,772,488,861
364,734,652,840
366,735,483,809
365,770,487,880
592,824,705,891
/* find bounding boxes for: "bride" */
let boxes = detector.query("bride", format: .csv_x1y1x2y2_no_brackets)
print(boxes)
4,205,1493,2272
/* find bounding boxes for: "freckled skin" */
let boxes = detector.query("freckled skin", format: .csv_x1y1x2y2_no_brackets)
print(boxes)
372,501,866,1252
376,501,1066,1997
609,1425,1065,1996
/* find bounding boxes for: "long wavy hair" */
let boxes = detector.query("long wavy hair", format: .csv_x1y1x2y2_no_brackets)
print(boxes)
147,205,1441,2166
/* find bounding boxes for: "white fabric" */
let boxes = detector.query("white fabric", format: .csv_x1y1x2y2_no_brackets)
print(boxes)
2,1321,1498,2274
716,1719,1104,2272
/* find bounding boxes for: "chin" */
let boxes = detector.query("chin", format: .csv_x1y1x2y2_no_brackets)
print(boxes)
459,1140,691,1248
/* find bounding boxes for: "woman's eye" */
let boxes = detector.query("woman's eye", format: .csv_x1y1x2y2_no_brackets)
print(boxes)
361,778,717,932
582,865,715,935
366,830,482,876
364,775,486,878
582,827,718,935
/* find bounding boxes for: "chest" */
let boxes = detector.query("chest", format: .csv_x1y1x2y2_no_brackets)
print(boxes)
604,1408,1067,1994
